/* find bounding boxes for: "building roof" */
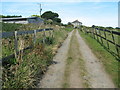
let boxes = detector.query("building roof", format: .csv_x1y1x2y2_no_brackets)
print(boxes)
1,17,42,21
72,20,82,24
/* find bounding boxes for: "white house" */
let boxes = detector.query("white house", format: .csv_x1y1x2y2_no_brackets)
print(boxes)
71,20,82,28
1,17,44,24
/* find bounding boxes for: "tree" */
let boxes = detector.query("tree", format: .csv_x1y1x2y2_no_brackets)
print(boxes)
44,19,53,25
67,22,73,27
41,11,62,24
41,11,59,20
106,27,114,29
115,27,120,29
53,18,61,23
92,25,95,28
67,22,72,25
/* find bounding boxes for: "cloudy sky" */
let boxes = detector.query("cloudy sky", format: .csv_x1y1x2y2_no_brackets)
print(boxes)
1,0,119,27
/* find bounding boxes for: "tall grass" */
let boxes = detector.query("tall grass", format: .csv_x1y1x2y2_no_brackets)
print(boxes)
2,24,70,88
1,22,22,32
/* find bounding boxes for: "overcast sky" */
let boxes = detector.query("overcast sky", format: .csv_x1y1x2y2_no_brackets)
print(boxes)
1,0,119,27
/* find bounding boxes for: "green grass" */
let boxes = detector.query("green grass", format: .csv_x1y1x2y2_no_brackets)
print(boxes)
62,30,75,88
86,27,119,56
64,27,73,32
78,30,119,87
2,26,69,88
62,56,72,88
2,38,14,58
53,28,69,45
1,22,50,32
2,45,53,88
1,22,22,32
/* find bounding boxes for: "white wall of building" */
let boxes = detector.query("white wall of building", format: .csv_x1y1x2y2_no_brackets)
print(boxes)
1,17,44,24
4,21,28,24
72,22,82,28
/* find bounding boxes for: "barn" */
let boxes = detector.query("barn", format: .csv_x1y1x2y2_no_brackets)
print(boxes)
1,17,44,24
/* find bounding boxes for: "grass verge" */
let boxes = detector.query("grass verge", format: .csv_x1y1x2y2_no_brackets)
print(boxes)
2,26,70,88
78,30,119,87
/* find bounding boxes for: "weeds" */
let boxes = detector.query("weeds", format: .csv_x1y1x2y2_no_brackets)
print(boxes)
2,25,70,88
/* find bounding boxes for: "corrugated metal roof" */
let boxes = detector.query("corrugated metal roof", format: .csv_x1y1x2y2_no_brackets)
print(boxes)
1,17,42,21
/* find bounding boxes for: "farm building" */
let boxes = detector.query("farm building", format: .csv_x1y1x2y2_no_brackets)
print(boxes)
0,17,44,24
71,20,82,28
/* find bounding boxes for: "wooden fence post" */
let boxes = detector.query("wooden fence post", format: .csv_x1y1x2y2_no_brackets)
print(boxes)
90,28,93,37
85,28,87,34
89,28,92,37
94,28,97,40
81,27,83,32
52,29,54,38
43,29,46,44
81,27,83,31
14,31,18,56
33,30,36,45
98,29,103,44
92,28,95,39
49,30,51,37
95,28,99,42
103,29,109,49
111,31,119,56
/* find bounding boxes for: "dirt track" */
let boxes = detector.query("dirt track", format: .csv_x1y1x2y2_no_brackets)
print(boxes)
38,30,115,88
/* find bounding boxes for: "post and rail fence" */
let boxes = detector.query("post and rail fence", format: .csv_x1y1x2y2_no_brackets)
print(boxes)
0,28,53,64
80,27,120,61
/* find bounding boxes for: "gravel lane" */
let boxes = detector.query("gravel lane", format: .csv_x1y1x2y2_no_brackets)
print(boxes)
38,31,73,88
38,30,115,88
76,30,115,88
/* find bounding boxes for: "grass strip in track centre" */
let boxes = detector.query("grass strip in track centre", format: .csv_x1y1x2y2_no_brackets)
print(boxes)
63,30,89,88
78,30,119,87
62,30,75,88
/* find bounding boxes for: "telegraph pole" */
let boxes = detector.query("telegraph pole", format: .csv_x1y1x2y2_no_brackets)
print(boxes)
39,4,42,18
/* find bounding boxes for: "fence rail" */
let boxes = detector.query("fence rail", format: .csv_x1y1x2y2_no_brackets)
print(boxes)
95,28,120,35
1,28,53,64
0,28,53,38
81,27,120,60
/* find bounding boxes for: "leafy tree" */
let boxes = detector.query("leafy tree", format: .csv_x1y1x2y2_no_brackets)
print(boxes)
115,27,120,29
41,11,59,20
44,19,53,24
106,27,114,29
67,22,73,27
41,11,62,24
67,22,72,25
53,18,61,23
92,25,95,28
